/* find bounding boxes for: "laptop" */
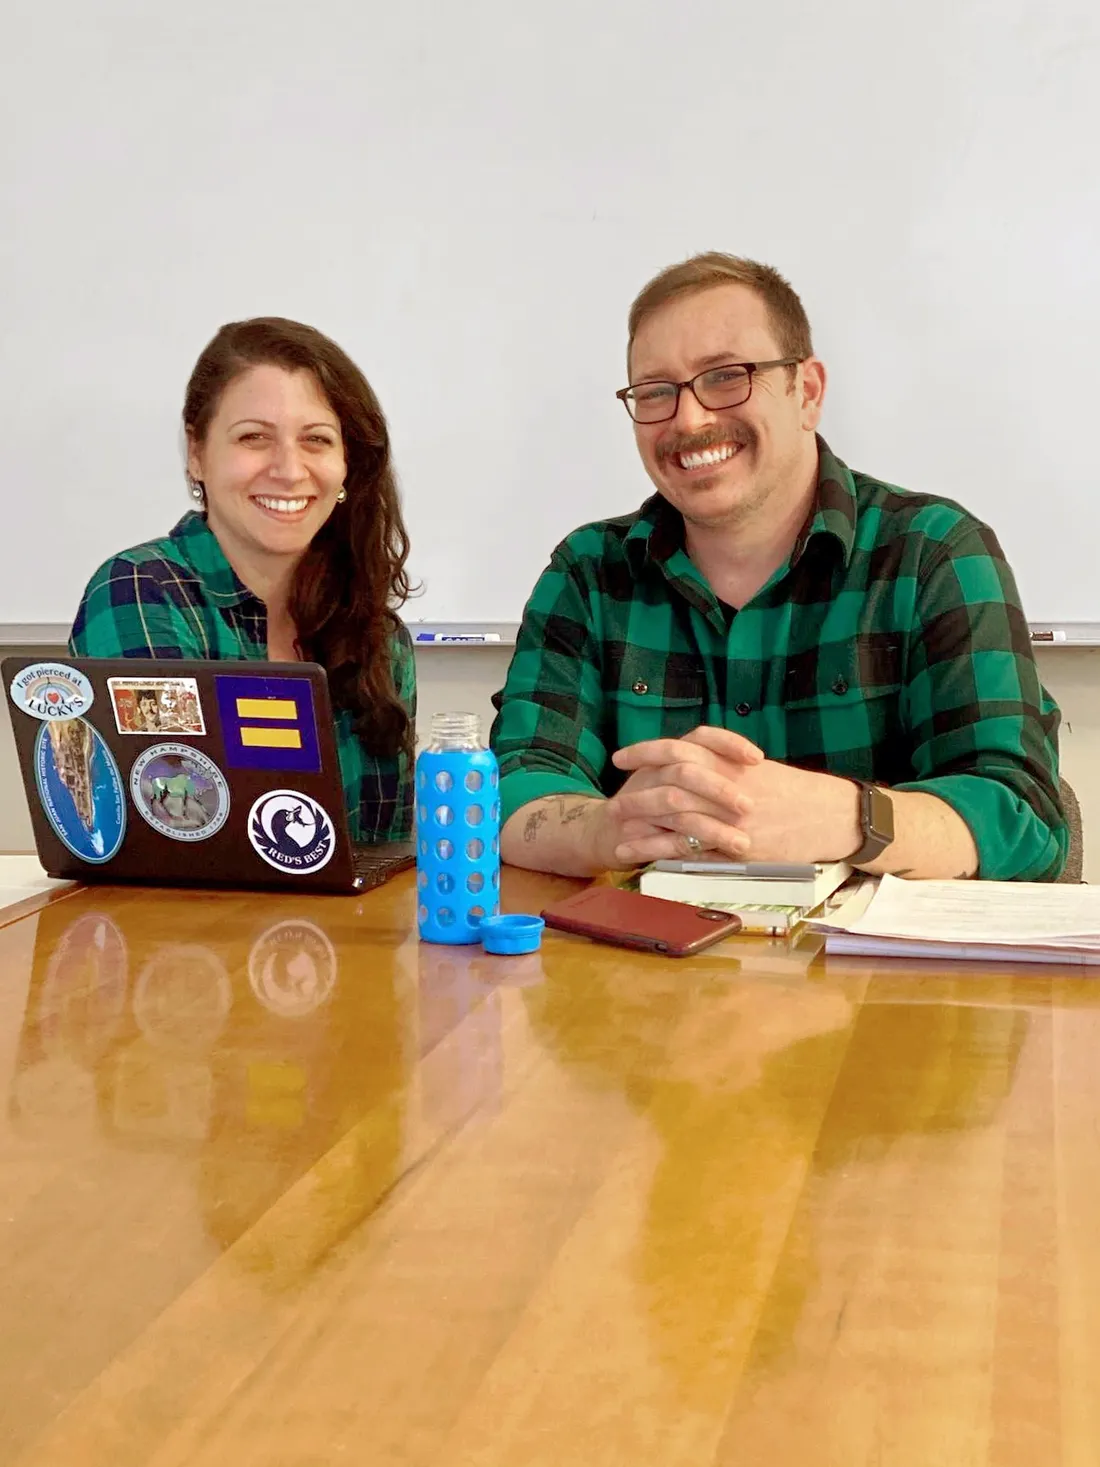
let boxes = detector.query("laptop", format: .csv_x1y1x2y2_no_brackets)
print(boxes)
3,655,415,894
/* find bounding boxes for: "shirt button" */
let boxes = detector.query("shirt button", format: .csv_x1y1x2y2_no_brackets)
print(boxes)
632,680,649,695
832,677,849,695
734,701,752,717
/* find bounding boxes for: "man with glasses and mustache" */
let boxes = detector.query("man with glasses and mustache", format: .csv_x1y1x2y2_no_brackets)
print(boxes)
491,253,1066,881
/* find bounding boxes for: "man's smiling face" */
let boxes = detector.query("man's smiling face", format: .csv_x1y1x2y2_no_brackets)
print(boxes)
628,282,822,530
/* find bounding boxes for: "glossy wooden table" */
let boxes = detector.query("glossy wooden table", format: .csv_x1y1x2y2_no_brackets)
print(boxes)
2,869,1100,1466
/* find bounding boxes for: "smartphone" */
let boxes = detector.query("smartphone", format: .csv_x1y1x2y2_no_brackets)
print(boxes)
540,885,742,957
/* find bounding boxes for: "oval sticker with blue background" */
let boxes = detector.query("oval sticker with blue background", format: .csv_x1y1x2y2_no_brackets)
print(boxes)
34,719,126,863
10,661,94,721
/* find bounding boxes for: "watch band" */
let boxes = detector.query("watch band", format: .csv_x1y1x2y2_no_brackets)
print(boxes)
844,780,895,865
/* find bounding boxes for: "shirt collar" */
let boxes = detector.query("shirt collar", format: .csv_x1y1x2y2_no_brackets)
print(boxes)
167,512,259,607
624,434,859,576
796,437,858,568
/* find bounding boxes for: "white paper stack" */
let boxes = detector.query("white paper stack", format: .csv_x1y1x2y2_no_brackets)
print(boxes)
810,874,1100,966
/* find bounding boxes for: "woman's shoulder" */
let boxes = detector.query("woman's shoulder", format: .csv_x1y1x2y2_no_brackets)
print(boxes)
71,515,237,657
81,514,241,606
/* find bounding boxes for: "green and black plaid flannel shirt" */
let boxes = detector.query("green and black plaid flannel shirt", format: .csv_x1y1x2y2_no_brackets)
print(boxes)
69,511,415,842
491,439,1066,880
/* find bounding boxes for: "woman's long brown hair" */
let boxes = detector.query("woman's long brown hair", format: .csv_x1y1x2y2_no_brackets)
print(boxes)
183,317,413,759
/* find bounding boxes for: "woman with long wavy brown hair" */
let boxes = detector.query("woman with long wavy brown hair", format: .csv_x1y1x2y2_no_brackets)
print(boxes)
69,317,416,841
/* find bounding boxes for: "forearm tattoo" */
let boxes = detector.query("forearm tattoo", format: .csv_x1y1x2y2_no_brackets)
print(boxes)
523,797,596,841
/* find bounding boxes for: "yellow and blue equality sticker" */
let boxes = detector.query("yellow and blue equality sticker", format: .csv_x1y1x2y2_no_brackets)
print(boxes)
214,674,322,774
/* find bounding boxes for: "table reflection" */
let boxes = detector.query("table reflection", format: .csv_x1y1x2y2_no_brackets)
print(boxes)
523,941,1030,1410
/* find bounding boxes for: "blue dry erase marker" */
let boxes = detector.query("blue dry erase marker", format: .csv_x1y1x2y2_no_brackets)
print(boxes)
414,633,502,644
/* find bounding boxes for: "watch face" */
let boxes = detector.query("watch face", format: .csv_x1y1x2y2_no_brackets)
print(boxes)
868,787,894,841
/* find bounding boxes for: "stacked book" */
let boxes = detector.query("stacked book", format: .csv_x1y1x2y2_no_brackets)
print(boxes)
809,873,1100,965
638,859,853,935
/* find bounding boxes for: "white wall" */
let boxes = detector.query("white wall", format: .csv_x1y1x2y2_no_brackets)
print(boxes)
1,646,1094,880
3,1,1100,625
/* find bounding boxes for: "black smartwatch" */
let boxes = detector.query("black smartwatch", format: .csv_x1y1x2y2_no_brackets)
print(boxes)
844,780,895,865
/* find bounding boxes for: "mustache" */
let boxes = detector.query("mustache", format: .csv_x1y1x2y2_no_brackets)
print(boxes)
656,426,750,463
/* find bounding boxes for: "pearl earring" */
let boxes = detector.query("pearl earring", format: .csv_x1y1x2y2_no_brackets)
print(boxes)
336,486,347,504
188,478,205,503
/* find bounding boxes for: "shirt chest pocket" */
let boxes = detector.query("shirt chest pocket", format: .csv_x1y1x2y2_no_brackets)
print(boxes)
607,669,709,748
781,637,905,779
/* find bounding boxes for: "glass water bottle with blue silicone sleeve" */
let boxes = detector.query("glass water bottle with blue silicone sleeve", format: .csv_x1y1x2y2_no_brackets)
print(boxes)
415,713,501,944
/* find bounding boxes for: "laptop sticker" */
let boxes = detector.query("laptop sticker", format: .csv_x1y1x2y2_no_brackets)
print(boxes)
108,676,206,736
247,790,335,874
33,719,126,863
10,661,94,721
129,743,230,842
214,675,322,774
248,919,337,1017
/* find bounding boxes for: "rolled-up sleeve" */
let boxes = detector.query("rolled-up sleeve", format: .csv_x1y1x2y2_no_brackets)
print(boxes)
490,546,611,826
893,521,1067,880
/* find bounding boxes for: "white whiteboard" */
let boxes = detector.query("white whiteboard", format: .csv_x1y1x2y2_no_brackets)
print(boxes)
1,0,1097,628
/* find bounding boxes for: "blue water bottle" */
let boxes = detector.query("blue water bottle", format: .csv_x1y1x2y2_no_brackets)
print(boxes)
416,713,501,944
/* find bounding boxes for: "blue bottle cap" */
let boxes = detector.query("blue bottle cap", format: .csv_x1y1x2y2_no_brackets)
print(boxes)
478,913,545,955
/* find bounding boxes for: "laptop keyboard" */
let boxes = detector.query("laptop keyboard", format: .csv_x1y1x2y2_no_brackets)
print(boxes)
351,844,416,890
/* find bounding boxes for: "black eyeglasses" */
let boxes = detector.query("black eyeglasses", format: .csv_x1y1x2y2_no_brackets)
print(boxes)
615,357,802,424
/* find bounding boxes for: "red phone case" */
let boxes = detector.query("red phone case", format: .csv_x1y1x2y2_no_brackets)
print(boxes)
540,885,742,957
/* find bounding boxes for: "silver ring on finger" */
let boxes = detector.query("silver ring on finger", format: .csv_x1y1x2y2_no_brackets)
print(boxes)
683,834,702,855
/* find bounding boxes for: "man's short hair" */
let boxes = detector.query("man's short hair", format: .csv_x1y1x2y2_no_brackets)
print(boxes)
627,252,814,368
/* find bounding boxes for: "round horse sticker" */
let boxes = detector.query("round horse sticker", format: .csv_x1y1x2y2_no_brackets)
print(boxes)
130,744,230,842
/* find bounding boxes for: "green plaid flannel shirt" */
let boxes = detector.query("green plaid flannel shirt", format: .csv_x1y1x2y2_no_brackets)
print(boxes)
69,511,415,841
491,439,1066,880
